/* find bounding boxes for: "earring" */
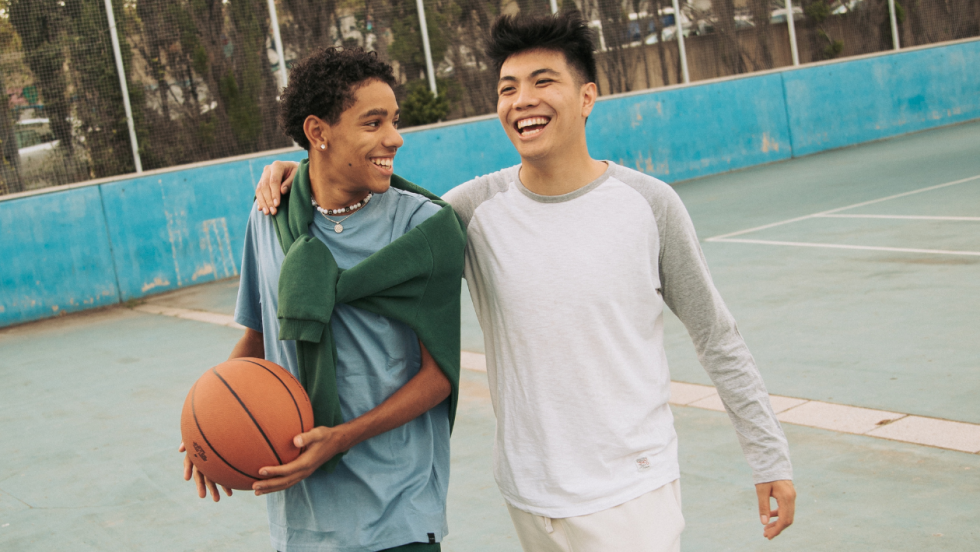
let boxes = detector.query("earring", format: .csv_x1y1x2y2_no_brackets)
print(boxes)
320,144,326,150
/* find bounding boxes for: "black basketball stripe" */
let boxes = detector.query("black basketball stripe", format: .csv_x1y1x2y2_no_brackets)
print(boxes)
239,358,306,435
211,367,284,465
191,380,259,483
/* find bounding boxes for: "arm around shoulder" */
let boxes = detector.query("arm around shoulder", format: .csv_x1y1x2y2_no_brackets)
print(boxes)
255,160,300,215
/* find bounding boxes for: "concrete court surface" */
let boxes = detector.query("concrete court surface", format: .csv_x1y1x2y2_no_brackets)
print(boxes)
2,120,980,550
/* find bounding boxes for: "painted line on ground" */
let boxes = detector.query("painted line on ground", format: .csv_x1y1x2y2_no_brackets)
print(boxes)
669,381,980,454
132,304,246,329
705,173,980,241
133,303,980,455
708,238,980,257
815,214,980,221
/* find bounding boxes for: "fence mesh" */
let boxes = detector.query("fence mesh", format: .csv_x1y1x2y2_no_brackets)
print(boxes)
1,0,979,195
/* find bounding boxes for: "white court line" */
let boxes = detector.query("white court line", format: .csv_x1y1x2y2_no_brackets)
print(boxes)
706,173,980,242
131,303,246,329
816,214,980,221
711,238,980,257
667,381,980,454
131,300,980,454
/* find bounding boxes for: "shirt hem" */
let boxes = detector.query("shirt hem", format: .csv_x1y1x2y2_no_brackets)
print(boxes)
500,470,680,519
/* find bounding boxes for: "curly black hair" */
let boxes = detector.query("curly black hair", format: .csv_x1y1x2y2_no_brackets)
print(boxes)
486,12,598,87
278,47,396,150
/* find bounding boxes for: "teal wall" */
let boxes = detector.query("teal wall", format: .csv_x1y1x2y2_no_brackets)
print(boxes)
2,39,978,328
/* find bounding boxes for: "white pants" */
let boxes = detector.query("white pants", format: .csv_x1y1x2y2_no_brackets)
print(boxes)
506,480,685,552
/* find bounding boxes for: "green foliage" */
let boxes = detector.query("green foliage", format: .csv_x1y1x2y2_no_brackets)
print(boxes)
219,68,262,150
69,0,146,177
805,0,831,24
400,80,450,127
8,0,75,153
894,1,906,24
388,2,449,80
222,0,270,152
808,1,844,60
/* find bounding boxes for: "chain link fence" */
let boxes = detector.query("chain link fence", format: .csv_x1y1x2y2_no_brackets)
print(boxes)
2,0,978,195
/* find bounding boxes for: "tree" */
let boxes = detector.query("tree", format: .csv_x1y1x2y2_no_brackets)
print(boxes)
594,0,645,94
711,0,749,75
8,0,74,154
65,0,145,177
748,0,775,71
0,67,23,194
400,79,450,126
0,14,25,193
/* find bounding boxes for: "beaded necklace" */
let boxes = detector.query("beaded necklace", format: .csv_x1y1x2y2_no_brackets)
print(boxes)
312,193,372,233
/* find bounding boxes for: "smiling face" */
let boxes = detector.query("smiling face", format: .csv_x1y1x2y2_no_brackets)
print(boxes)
308,79,403,199
496,48,596,163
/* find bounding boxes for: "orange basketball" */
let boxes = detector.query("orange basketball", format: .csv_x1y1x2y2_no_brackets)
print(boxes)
180,358,314,490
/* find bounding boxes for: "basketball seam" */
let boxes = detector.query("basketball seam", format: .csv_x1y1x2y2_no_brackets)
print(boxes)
240,358,307,434
191,380,260,483
211,367,285,466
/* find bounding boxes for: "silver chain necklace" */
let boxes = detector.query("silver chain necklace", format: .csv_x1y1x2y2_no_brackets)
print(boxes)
312,194,372,233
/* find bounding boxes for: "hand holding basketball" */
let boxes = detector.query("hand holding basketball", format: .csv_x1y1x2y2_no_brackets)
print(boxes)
179,358,314,495
179,441,233,501
252,425,352,496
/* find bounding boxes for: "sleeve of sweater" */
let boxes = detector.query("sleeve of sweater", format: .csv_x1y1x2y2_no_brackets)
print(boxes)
657,186,794,484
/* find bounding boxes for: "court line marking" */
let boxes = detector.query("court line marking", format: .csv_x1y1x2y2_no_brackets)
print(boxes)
712,238,980,257
131,303,245,329
816,214,980,221
669,381,980,454
705,173,980,242
133,303,980,454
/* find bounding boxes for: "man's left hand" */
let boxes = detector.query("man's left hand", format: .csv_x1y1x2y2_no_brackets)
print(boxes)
755,479,796,539
252,426,350,495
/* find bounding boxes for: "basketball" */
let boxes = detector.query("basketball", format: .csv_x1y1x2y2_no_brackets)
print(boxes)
180,358,314,490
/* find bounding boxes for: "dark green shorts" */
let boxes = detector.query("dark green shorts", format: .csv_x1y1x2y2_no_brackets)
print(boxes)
281,544,439,552
380,543,440,552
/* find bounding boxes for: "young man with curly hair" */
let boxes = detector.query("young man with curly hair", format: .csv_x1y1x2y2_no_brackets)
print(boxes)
254,13,796,552
182,47,465,552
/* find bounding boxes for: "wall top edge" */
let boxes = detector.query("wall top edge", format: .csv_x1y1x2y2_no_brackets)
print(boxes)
0,145,304,203
3,36,976,205
597,36,980,103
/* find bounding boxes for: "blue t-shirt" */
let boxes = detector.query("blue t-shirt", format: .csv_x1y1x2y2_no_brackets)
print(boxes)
235,187,448,552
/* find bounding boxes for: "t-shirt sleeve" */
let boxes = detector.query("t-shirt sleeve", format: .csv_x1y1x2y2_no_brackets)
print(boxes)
234,206,264,332
407,196,443,230
657,188,794,484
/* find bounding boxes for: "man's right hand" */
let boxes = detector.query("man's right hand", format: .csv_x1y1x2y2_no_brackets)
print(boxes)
256,161,300,215
180,441,233,502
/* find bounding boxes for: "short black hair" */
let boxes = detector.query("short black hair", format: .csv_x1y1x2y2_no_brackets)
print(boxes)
486,12,598,87
278,47,396,150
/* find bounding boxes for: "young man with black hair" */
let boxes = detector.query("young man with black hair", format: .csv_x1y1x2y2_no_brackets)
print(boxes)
254,13,795,552
182,47,465,552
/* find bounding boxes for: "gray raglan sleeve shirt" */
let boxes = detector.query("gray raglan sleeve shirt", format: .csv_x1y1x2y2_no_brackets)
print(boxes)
619,165,793,484
446,163,793,486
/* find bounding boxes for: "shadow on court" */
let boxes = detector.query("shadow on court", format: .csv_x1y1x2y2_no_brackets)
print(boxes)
1,121,978,551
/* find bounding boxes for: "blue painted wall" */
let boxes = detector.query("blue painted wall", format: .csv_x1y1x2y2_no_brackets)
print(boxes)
0,187,119,323
589,73,793,182
784,40,980,156
398,118,519,197
1,39,978,328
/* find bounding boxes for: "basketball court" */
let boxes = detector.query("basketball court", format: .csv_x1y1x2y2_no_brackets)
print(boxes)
1,120,978,551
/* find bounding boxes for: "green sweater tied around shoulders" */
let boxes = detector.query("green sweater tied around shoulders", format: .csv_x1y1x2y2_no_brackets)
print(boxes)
272,159,465,472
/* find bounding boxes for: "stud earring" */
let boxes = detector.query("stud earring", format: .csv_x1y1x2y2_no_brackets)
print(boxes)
320,144,326,150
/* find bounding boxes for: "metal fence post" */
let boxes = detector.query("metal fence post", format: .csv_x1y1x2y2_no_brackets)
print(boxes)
415,0,439,96
785,0,801,66
671,0,690,83
267,0,289,89
104,0,142,173
887,0,901,50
